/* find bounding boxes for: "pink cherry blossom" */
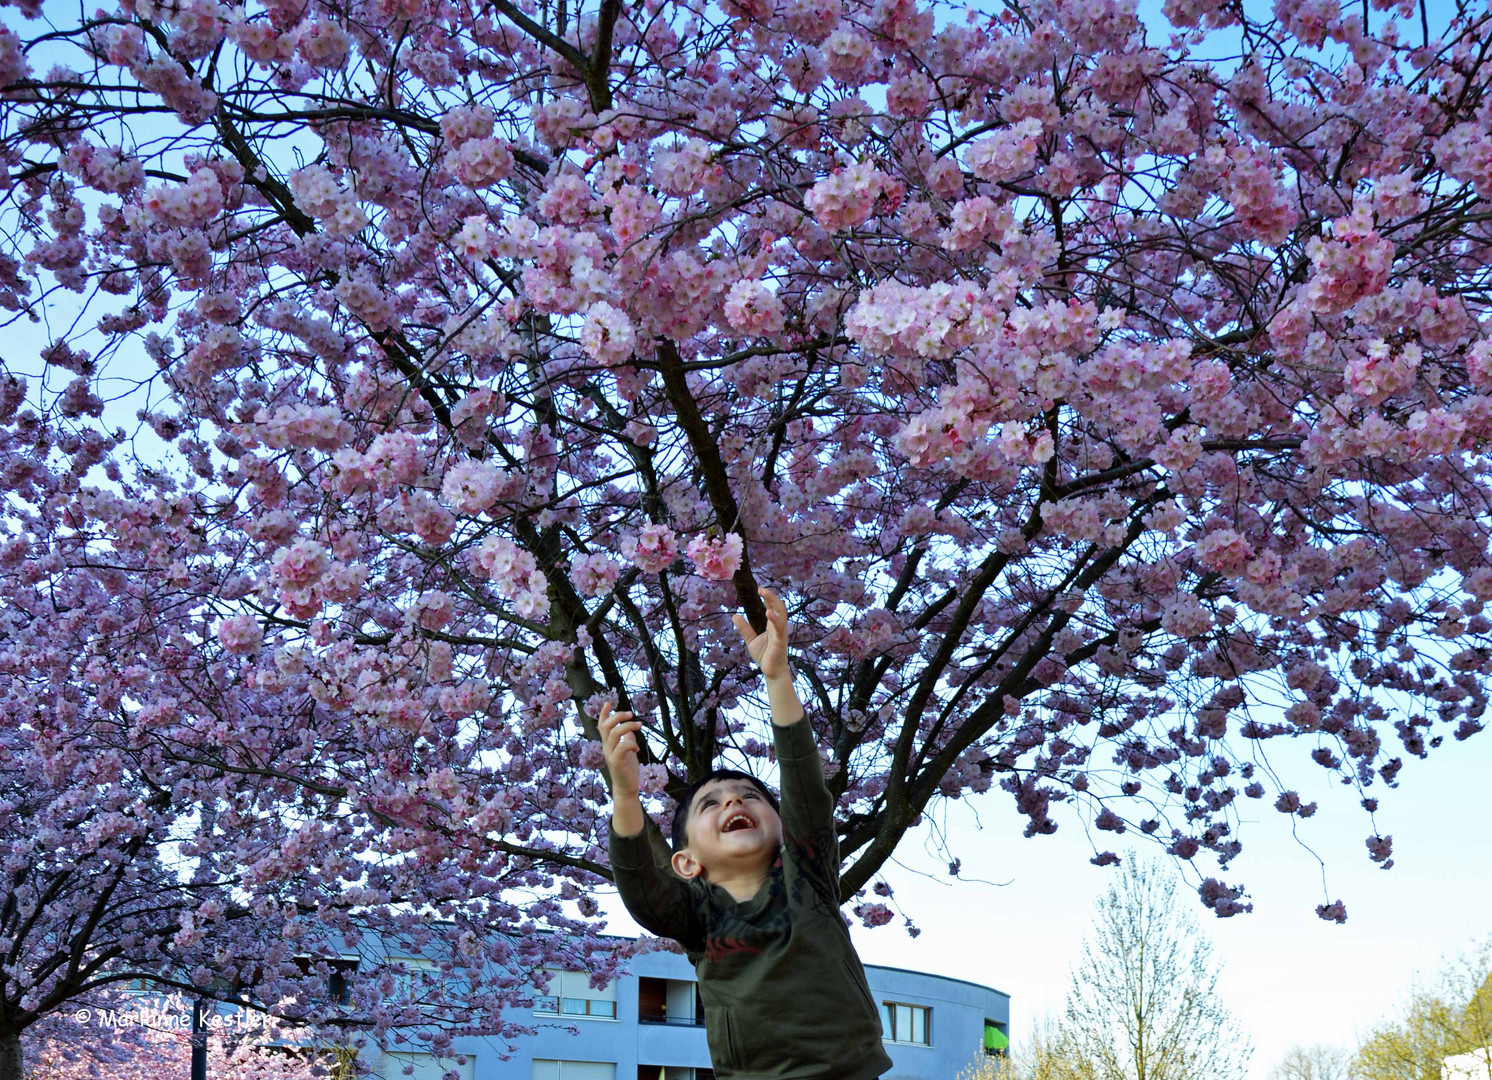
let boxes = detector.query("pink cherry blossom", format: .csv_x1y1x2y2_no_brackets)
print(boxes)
1193,529,1254,576
26,1020,337,1080
1303,207,1395,315
141,167,224,228
539,172,597,224
440,459,505,515
941,196,1014,251
854,902,895,927
965,119,1044,183
287,164,368,237
293,19,350,69
215,613,264,654
580,301,638,366
1343,339,1420,402
271,538,330,588
441,103,495,147
623,524,679,573
0,27,31,87
822,25,876,83
652,139,712,196
571,552,622,596
473,535,551,617
248,404,353,452
723,280,786,335
805,162,899,230
685,533,744,581
452,137,515,187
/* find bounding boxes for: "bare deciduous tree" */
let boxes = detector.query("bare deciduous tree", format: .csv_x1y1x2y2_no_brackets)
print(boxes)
1268,1044,1351,1080
1055,854,1252,1080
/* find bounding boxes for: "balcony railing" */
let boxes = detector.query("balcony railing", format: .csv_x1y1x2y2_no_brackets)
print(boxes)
638,1012,706,1027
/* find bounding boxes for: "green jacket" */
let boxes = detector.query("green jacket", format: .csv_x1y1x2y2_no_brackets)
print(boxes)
609,718,893,1080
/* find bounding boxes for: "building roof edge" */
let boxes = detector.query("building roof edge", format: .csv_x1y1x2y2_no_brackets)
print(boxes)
340,925,1011,1001
862,963,1010,1001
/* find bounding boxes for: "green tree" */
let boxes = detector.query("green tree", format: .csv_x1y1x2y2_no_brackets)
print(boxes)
1354,941,1492,1080
956,1051,1014,1080
958,1019,1083,1080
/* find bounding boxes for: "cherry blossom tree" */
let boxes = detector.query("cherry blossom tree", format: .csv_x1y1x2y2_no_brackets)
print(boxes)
2,0,1492,1055
0,678,186,1078
0,529,590,1079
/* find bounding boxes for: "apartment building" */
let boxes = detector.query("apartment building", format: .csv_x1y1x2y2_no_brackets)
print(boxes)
373,942,1010,1080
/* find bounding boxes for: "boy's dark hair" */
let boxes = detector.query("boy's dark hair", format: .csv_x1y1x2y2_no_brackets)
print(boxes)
670,769,780,851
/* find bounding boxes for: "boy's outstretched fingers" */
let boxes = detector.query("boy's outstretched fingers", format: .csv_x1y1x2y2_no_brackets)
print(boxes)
731,587,790,678
732,587,782,642
732,604,769,668
730,610,758,644
599,701,644,792
759,586,788,630
600,702,636,743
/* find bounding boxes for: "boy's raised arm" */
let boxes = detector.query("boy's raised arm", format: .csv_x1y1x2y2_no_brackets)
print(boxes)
599,700,647,837
600,701,704,947
733,588,841,897
731,587,805,728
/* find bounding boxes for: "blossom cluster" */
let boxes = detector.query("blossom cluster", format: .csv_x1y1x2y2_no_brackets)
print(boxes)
964,119,1044,182
287,164,369,237
845,279,1007,360
685,533,744,581
581,301,638,366
804,162,900,230
473,536,550,618
622,524,679,573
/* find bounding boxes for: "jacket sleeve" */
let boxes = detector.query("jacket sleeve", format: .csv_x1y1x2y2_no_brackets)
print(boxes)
773,717,843,902
609,822,706,951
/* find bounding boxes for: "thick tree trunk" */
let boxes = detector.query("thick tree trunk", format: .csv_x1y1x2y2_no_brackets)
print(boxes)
0,1032,23,1080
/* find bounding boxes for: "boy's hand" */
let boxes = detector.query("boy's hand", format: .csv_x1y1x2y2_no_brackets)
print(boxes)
732,587,790,681
599,700,644,797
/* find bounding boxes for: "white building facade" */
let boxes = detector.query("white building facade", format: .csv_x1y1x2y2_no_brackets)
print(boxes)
1445,1048,1492,1080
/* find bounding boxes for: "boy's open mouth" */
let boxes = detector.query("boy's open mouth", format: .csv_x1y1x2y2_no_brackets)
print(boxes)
720,811,756,833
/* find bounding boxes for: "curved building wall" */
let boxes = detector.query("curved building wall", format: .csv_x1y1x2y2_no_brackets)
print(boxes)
372,945,1010,1080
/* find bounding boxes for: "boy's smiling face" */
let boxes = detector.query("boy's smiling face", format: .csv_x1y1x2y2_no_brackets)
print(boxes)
675,777,782,881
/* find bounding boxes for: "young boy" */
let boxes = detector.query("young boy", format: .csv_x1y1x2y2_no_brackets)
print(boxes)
600,588,893,1080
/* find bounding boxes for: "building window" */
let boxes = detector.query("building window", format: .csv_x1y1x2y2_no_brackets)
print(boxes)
534,970,618,1020
385,957,442,1003
984,1019,1010,1057
637,1069,715,1080
533,1061,615,1080
560,997,617,1018
881,1001,931,1045
294,954,359,1006
637,977,705,1026
379,1051,475,1080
